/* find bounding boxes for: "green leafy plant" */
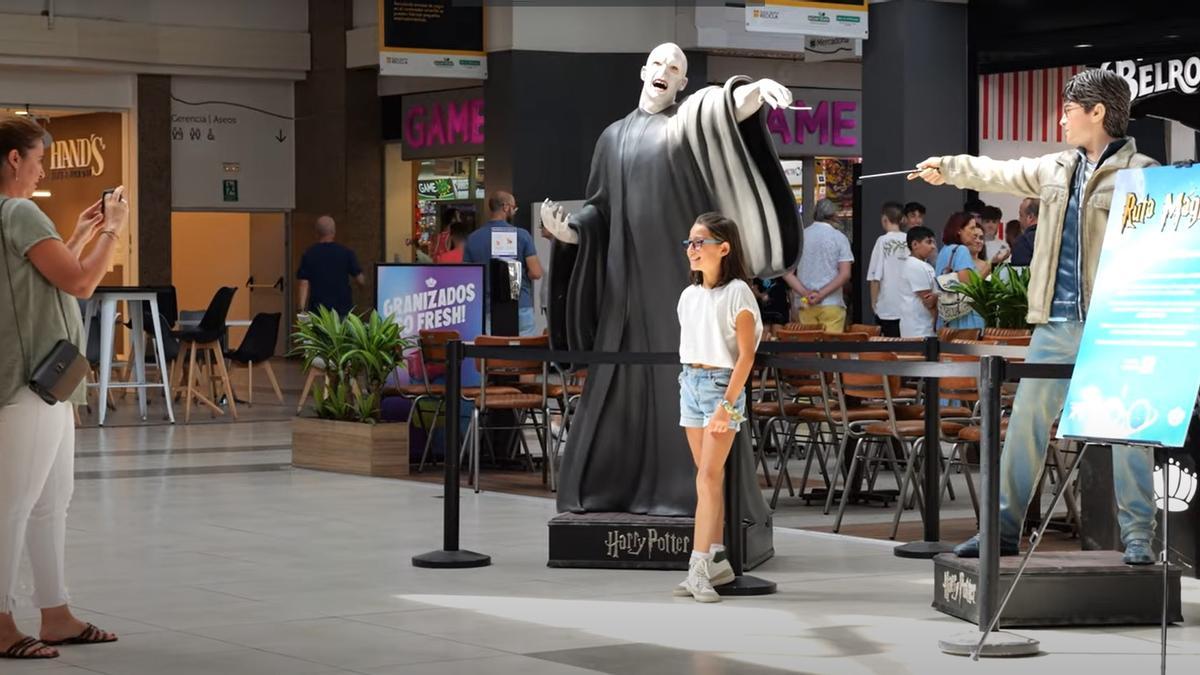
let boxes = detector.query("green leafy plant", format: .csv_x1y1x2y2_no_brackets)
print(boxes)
948,264,1032,329
291,307,414,423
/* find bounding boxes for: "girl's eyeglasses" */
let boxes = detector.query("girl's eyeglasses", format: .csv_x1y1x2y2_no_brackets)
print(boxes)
682,238,722,251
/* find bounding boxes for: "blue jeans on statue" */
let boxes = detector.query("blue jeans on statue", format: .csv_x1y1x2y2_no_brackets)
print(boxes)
996,321,1156,547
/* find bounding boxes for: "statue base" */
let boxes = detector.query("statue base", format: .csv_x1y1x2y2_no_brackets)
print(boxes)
933,551,1181,627
547,512,774,570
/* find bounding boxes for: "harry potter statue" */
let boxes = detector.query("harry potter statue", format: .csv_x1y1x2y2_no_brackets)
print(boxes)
540,43,801,520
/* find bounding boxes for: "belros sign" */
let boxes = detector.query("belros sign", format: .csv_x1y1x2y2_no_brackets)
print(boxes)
1102,56,1200,100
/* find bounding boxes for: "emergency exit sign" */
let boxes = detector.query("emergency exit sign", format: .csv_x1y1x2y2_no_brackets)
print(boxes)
223,179,239,202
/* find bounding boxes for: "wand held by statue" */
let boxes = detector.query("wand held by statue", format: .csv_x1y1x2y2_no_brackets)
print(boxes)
855,167,942,185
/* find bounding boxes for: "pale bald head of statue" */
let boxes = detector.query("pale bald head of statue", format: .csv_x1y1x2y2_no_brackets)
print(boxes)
639,42,689,114
315,215,336,239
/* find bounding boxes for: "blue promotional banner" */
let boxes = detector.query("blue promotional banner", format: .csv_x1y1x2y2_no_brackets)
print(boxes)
1059,164,1200,447
376,263,485,387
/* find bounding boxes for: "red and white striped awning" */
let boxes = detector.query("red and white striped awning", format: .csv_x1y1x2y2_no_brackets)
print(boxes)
979,65,1085,143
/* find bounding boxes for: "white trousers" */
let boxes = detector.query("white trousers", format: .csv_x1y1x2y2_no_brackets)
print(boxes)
0,389,74,613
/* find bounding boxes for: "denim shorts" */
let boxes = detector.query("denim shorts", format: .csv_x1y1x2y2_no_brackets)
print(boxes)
678,366,747,431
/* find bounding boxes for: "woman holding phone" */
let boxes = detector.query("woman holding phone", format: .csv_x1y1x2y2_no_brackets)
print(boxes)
0,115,126,660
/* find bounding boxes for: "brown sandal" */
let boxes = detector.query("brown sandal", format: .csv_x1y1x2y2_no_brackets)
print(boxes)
1,636,59,659
42,623,118,646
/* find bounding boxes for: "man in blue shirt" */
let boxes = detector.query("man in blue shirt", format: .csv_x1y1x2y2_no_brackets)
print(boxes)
1009,197,1039,267
297,215,364,317
463,191,543,335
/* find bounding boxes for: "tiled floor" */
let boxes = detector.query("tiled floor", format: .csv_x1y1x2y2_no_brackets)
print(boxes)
5,410,1198,673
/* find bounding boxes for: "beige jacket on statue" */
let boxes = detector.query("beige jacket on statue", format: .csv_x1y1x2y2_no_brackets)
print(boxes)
938,140,1157,324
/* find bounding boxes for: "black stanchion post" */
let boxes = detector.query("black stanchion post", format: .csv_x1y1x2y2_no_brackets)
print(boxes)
977,354,1003,632
939,354,1037,657
896,336,953,559
413,339,491,569
716,371,776,596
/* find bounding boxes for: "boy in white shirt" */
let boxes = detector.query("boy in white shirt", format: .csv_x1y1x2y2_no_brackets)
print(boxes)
866,201,909,337
980,205,1010,263
899,225,938,338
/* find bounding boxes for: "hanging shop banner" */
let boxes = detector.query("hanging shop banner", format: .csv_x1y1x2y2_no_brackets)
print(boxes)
1059,164,1200,447
378,0,486,79
399,87,484,161
745,0,868,40
377,263,485,387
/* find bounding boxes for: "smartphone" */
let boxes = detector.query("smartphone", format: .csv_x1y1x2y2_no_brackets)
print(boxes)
100,188,115,214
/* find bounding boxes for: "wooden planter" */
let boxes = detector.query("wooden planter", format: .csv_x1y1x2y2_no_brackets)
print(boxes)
292,417,410,478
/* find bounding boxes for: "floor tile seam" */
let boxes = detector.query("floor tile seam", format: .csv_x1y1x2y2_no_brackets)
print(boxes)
73,463,294,480
181,583,268,603
338,614,634,657
74,444,293,458
181,618,529,670
772,525,911,549
1111,630,1200,652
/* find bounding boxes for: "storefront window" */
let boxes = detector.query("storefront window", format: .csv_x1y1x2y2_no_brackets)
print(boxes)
815,156,861,239
413,155,483,259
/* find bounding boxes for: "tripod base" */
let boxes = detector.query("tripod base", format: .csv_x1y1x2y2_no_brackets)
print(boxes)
715,574,777,596
412,549,492,569
894,540,955,559
939,631,1039,658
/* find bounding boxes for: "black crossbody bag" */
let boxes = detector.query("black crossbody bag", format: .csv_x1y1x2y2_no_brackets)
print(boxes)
0,199,90,405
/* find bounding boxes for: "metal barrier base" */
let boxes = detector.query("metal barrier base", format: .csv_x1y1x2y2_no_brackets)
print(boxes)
547,512,774,570
938,631,1039,657
716,575,777,596
933,551,1182,627
412,550,492,569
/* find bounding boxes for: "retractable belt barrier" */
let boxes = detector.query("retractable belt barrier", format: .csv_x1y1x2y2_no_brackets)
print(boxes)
413,336,1079,636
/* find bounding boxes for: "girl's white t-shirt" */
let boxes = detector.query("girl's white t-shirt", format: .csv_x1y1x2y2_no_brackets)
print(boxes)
677,279,763,369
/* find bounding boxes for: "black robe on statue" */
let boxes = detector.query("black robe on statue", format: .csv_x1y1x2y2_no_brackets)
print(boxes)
551,76,800,516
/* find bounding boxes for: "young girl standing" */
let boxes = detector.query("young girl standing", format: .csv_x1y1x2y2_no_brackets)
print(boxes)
674,212,763,603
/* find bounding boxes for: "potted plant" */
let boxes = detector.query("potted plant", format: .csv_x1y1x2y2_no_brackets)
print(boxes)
290,307,416,477
952,263,1032,329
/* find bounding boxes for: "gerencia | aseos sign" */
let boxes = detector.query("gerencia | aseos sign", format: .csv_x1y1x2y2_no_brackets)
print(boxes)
1101,56,1200,100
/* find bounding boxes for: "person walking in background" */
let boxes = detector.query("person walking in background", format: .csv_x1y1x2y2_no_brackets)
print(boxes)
1005,218,1022,252
866,201,909,337
935,212,1006,331
434,221,471,264
899,225,938,338
752,276,789,340
785,199,853,333
297,215,365,317
429,207,461,262
980,205,1010,262
1010,197,1040,266
0,115,123,660
902,201,926,229
463,191,543,335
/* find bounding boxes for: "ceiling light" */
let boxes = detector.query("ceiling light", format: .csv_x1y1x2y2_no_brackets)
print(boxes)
32,190,51,198
1074,43,1093,49
1166,34,1181,39
14,109,29,116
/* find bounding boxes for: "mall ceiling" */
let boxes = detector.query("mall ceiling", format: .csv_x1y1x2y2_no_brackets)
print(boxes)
970,0,1200,73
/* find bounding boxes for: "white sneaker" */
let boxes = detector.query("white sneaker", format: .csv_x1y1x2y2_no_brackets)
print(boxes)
672,552,734,596
683,557,721,603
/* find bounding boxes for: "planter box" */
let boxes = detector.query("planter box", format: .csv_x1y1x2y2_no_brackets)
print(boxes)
292,417,410,478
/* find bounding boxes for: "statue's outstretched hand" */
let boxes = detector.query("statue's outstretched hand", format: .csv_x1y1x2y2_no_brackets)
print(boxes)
540,199,579,245
907,157,946,185
756,79,794,109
